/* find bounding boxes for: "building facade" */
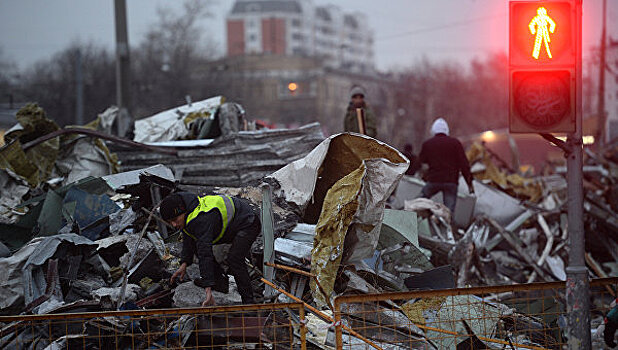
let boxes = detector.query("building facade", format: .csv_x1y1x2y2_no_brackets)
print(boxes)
226,0,375,73
606,40,618,142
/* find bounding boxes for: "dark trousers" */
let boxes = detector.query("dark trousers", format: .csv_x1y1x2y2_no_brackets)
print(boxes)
227,214,261,304
605,319,617,348
421,182,458,214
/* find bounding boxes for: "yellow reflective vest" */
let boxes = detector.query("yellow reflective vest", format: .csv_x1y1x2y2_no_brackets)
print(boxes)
183,195,236,244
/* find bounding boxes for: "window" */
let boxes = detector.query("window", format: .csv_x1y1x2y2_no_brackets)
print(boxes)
291,19,301,27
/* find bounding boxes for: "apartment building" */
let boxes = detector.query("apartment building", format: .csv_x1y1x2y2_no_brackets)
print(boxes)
226,0,375,73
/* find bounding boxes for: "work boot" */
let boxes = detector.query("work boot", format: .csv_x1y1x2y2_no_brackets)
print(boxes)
213,274,229,294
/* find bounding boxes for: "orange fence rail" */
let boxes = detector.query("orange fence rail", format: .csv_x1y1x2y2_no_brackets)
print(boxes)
0,302,307,349
0,278,616,349
333,277,617,349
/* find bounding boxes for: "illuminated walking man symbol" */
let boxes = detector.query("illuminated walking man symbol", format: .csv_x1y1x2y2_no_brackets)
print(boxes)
528,7,556,59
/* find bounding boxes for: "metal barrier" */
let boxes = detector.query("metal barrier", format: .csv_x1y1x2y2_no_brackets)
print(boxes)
333,277,617,350
0,278,616,349
0,302,307,349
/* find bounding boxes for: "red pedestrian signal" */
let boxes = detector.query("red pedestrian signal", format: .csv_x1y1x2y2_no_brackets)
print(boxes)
509,1,576,133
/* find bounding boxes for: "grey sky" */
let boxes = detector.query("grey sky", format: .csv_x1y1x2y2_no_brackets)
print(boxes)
0,0,613,71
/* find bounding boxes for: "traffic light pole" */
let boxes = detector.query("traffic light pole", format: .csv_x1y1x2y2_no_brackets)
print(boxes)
565,0,590,348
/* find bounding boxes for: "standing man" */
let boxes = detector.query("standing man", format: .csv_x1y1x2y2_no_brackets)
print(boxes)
161,192,260,306
343,85,377,138
409,118,474,216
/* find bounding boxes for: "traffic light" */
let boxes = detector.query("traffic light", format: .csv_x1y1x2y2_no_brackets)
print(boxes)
509,1,576,133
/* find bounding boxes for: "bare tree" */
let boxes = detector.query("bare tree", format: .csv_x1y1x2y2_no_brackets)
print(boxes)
0,48,18,104
15,42,115,126
132,0,218,118
392,54,508,151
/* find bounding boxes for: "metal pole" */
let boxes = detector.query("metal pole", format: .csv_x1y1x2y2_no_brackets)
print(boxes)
114,0,131,137
595,0,607,148
261,183,276,299
566,1,590,348
75,49,84,125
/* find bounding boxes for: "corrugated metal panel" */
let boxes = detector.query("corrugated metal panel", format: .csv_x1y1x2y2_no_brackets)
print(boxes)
112,123,324,188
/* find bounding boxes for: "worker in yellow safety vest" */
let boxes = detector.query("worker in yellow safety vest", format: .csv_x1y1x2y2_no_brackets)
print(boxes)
161,192,260,306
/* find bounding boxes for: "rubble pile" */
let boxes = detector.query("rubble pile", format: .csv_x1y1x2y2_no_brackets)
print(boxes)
261,136,618,348
0,99,616,348
0,101,322,347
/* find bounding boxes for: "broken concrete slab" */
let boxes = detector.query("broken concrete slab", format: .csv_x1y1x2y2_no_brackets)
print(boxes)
92,285,141,309
172,281,205,307
391,175,476,228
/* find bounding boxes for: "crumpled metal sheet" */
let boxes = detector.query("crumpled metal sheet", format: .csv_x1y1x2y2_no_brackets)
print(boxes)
117,123,324,188
311,165,364,307
467,142,543,203
23,234,95,268
0,238,42,313
1,234,96,314
0,168,30,225
62,187,121,240
0,103,60,187
55,115,121,186
272,134,408,307
92,284,141,306
55,138,116,186
102,164,175,191
133,96,224,143
268,136,331,208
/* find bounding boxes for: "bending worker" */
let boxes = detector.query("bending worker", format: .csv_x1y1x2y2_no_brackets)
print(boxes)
160,192,260,306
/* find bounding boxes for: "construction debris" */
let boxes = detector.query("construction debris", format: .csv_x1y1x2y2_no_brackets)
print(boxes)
0,96,617,348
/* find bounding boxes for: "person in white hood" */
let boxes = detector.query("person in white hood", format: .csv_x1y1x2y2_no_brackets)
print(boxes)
409,118,474,216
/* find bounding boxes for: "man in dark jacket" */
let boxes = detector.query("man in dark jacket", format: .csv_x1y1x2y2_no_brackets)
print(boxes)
161,192,260,306
409,118,474,215
343,85,377,138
